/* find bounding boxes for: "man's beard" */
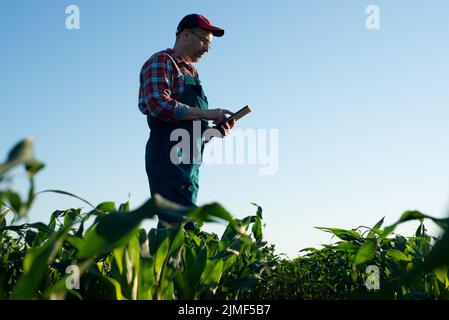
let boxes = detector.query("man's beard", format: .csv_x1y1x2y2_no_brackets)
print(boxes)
192,50,205,61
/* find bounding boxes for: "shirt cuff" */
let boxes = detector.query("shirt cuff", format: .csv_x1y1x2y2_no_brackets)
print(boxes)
173,102,189,121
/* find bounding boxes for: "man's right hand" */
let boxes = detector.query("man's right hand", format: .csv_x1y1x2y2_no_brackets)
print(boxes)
204,108,234,124
179,107,233,122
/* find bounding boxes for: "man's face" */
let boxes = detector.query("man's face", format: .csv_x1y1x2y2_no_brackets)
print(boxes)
186,28,213,62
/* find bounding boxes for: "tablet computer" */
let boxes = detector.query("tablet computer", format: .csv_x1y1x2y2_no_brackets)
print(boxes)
216,105,251,127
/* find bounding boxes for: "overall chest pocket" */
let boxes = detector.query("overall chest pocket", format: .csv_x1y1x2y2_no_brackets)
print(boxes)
187,84,208,102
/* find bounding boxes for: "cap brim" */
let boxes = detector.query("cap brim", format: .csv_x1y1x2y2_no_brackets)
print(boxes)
208,27,225,37
199,23,225,37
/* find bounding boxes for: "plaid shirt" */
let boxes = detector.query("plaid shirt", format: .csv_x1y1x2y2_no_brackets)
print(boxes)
138,48,199,123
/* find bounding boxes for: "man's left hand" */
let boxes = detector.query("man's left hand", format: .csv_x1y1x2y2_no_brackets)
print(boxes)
218,119,236,137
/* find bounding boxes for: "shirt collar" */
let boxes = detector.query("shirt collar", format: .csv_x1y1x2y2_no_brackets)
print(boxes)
164,48,192,67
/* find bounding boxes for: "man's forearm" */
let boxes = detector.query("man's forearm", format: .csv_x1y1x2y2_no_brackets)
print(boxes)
178,107,208,121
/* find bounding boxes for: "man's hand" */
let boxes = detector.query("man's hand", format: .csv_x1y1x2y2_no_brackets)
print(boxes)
206,108,233,123
179,107,232,122
216,118,236,136
180,108,236,137
205,108,236,137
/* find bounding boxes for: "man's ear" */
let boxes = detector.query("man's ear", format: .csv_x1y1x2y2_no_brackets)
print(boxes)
180,29,190,42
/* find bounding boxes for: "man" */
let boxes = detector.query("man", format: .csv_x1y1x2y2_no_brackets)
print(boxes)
138,14,235,227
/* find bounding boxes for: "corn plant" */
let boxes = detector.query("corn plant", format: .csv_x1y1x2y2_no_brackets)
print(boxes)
0,139,271,300
1,139,449,300
243,214,449,299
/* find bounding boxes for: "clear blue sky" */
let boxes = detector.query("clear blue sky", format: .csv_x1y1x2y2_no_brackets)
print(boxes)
1,0,449,258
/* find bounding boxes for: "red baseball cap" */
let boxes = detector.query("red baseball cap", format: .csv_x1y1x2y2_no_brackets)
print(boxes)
176,14,225,37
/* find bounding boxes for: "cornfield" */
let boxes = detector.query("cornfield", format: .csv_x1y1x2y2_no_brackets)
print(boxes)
1,139,449,300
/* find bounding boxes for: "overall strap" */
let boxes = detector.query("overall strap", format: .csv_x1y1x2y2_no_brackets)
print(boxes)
164,52,194,80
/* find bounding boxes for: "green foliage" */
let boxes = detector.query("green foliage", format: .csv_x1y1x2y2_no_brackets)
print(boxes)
243,216,449,300
1,139,449,300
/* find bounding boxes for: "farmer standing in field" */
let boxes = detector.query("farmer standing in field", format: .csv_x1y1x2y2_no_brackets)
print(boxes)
138,14,235,227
